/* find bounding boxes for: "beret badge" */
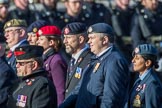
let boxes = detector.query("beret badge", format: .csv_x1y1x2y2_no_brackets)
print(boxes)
6,22,11,27
135,47,139,54
33,28,38,33
38,30,43,35
64,27,70,35
88,27,92,33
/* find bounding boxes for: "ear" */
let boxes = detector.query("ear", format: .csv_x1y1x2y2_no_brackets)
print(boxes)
32,61,38,71
102,36,108,45
49,40,55,46
19,29,26,37
79,36,84,44
145,59,152,67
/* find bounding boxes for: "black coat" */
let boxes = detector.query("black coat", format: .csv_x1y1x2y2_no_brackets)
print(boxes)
7,68,57,108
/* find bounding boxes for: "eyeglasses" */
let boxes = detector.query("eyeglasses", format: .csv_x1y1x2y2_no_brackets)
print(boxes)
16,61,34,66
4,29,21,34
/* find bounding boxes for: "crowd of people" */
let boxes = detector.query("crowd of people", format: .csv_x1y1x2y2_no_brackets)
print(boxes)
0,0,162,108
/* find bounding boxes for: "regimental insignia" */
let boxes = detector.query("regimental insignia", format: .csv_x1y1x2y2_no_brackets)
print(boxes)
88,27,93,33
16,95,27,107
20,48,23,51
64,27,70,35
38,29,43,35
25,79,35,86
93,62,100,73
33,28,38,33
7,22,11,27
133,94,141,108
135,47,139,54
75,67,82,79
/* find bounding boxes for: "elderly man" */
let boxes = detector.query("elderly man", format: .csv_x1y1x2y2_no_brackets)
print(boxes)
4,19,29,72
60,23,130,108
7,45,57,108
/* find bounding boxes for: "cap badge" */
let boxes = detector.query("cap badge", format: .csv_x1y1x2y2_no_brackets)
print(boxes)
6,22,11,27
33,28,38,33
135,47,139,54
38,30,43,35
88,27,92,33
64,28,70,35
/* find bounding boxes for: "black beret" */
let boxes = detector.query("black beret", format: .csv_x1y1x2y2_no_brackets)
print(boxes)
0,33,6,43
62,22,87,35
132,44,157,56
87,23,114,37
14,45,43,61
27,20,48,33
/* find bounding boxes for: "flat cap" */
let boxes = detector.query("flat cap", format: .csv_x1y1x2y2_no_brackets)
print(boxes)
133,44,157,56
0,0,9,4
62,22,87,35
4,19,27,29
37,25,61,37
14,45,43,61
87,23,114,37
27,20,48,33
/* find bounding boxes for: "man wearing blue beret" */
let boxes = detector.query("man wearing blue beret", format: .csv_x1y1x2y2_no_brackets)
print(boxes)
27,20,48,45
60,23,130,108
125,44,162,108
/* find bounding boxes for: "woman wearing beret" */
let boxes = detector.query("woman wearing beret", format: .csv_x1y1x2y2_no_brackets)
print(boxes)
37,25,67,106
125,44,162,108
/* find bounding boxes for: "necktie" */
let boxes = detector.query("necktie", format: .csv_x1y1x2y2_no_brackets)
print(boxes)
6,50,12,58
69,58,75,77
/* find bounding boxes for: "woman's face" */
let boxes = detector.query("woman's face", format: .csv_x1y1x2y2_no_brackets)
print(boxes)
132,54,148,74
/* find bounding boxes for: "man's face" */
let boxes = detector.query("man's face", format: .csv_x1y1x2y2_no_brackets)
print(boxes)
142,0,158,11
16,60,33,77
66,0,83,15
4,27,22,48
37,36,50,50
0,4,8,20
88,33,104,55
63,35,80,54
27,33,38,45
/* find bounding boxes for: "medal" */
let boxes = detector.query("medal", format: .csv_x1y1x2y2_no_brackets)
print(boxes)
93,63,100,73
133,94,141,107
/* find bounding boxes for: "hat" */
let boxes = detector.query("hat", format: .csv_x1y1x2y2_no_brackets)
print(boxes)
87,23,114,37
62,22,87,35
4,19,27,29
0,33,6,43
133,44,157,56
14,45,44,61
36,25,61,37
0,0,9,4
27,20,48,33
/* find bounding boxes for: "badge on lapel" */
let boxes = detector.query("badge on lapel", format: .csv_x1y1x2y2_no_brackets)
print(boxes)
16,95,27,107
75,67,82,79
133,94,141,108
93,62,100,73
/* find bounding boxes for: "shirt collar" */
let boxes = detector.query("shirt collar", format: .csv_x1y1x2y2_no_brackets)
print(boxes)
72,46,88,64
10,39,27,52
139,68,151,80
97,46,112,57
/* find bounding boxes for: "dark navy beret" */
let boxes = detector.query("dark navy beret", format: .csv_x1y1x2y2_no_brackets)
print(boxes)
133,44,157,56
62,22,87,35
87,23,114,37
14,45,43,61
27,20,48,33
